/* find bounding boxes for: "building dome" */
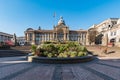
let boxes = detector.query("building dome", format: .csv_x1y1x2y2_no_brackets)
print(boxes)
117,19,120,24
26,28,34,31
58,16,65,25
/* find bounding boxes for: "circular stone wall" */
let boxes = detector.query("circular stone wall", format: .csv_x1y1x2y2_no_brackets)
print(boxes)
28,55,94,64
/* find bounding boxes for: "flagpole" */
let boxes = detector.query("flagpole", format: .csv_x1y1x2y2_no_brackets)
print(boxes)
53,12,56,27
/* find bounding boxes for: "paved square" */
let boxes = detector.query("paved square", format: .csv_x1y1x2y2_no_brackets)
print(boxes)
0,56,120,80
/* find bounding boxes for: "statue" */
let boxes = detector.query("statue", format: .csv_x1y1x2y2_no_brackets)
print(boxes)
13,33,17,46
38,26,41,30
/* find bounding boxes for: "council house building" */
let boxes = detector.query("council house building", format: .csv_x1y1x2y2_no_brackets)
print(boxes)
25,16,87,45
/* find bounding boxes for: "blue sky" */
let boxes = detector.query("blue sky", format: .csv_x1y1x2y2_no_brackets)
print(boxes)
0,0,120,36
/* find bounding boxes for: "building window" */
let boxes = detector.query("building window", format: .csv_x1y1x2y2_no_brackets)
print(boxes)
36,37,39,40
108,25,111,27
29,33,32,41
114,32,116,35
36,33,40,37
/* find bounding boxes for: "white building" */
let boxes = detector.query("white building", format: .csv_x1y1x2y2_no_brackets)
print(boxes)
0,32,13,42
17,36,26,46
88,18,120,47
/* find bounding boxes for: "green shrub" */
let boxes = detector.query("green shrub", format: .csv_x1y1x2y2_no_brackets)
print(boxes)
75,46,87,52
57,44,67,53
31,41,88,57
81,46,87,52
77,52,87,57
44,41,52,44
41,44,56,52
69,51,77,57
47,53,53,57
43,51,48,56
31,45,37,54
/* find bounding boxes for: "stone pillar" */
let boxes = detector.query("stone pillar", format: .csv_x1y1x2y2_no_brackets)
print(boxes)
80,34,81,43
83,34,85,45
39,34,41,44
81,33,83,44
25,33,27,41
42,34,43,42
27,33,29,42
53,33,54,41
25,34,27,42
85,33,89,45
45,33,46,41
48,33,49,41
66,33,67,41
64,33,66,40
82,34,84,45
25,33,27,44
32,33,35,44
56,33,57,41
47,33,48,41
84,34,86,45
67,33,69,41
50,33,52,41
43,34,45,42
78,34,79,42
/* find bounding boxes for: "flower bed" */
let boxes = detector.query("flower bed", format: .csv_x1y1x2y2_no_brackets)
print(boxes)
28,41,94,63
31,41,87,57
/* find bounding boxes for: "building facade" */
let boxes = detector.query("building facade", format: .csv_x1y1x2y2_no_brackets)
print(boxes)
88,18,120,47
0,32,13,42
17,36,26,46
25,17,87,45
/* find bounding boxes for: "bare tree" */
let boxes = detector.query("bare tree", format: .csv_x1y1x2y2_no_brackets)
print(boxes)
87,28,97,45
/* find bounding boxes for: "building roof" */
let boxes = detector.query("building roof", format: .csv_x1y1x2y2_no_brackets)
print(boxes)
92,18,119,29
69,30,87,33
0,32,13,37
109,18,119,20
35,30,54,33
26,28,34,31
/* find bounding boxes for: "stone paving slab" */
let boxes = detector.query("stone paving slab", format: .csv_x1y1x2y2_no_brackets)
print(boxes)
71,66,104,80
11,66,55,80
0,56,120,80
87,63,120,80
98,60,120,67
0,63,31,80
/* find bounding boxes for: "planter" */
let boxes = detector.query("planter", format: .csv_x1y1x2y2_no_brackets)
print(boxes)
27,55,94,64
